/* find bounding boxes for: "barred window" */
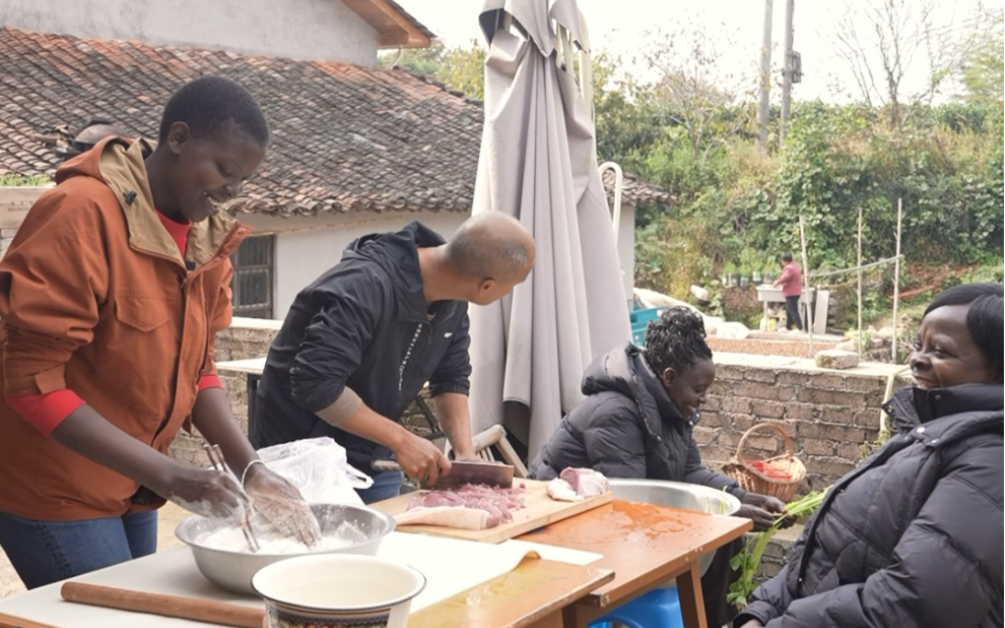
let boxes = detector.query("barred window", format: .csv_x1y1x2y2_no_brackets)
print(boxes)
229,235,274,319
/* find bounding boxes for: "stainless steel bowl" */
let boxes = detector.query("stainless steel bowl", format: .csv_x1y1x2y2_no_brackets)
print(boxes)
175,503,396,596
608,479,742,577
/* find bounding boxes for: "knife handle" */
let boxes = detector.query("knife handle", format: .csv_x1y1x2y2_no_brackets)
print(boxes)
371,460,401,472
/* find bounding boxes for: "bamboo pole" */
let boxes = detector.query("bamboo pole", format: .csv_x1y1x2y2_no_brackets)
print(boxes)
857,207,864,357
798,214,814,355
892,198,903,362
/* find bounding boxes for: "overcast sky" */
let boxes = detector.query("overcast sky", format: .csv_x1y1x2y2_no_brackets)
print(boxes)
398,0,985,103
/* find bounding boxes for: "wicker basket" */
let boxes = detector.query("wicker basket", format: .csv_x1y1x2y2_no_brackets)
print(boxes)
722,423,806,503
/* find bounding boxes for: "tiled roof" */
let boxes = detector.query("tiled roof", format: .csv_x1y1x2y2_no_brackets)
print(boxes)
0,26,669,216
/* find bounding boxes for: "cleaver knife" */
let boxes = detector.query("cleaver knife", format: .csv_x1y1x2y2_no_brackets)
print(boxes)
424,460,515,490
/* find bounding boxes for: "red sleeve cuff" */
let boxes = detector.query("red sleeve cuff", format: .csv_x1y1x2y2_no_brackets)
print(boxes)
6,389,86,436
198,374,224,391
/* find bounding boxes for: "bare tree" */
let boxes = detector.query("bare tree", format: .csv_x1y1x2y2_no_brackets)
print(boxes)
955,1,1004,105
829,0,978,128
639,22,756,161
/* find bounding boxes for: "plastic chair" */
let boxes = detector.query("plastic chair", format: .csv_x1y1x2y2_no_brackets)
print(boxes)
588,586,684,628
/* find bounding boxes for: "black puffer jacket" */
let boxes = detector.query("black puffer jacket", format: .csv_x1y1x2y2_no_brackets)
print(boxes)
529,343,745,499
736,383,1004,628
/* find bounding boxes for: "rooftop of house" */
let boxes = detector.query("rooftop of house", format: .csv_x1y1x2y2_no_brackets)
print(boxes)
346,0,436,48
0,26,670,217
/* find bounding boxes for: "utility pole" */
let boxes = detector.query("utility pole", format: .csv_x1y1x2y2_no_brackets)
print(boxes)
756,0,773,152
780,0,794,147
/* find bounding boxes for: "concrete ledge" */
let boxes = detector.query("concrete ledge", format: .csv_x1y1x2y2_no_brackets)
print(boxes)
229,316,283,330
712,351,909,379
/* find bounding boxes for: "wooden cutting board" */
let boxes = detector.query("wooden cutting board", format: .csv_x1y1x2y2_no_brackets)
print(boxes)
372,479,612,544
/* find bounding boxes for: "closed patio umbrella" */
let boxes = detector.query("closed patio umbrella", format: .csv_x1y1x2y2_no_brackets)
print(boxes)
467,0,631,461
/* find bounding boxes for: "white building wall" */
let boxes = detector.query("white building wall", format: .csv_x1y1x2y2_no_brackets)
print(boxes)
1,0,379,65
242,203,637,320
239,211,467,319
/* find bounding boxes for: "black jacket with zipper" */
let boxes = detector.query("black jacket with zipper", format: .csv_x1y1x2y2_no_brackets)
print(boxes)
735,383,1004,628
529,342,745,500
252,222,471,469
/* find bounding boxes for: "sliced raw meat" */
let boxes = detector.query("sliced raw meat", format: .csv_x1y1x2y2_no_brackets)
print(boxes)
559,468,610,498
395,506,494,530
405,483,527,529
546,478,582,502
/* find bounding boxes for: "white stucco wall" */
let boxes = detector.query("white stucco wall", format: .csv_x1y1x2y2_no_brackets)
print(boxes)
1,0,379,65
241,204,638,320
237,211,468,318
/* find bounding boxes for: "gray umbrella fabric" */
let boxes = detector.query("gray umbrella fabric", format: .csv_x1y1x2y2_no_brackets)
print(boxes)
467,0,631,460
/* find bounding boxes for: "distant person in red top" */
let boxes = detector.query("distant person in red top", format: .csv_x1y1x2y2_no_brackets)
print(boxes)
773,252,803,331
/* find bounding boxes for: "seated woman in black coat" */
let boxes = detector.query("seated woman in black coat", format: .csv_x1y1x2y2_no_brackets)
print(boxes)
735,282,1004,628
530,306,788,627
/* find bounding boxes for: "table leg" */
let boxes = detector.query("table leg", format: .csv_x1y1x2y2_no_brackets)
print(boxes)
561,603,604,628
676,559,709,628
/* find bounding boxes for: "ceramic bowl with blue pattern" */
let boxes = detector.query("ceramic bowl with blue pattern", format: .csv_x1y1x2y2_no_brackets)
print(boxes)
252,554,426,628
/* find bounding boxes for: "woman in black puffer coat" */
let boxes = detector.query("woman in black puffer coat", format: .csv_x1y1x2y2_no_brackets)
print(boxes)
530,306,790,628
735,282,1004,628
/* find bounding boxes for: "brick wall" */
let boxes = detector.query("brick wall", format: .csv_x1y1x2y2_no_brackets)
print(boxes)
697,353,911,492
0,186,48,256
722,286,762,323
0,228,17,257
169,317,439,467
168,318,282,466
170,321,912,497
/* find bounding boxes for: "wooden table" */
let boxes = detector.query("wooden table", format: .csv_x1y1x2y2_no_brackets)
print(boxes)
0,549,612,628
519,499,752,628
409,558,614,628
0,500,747,628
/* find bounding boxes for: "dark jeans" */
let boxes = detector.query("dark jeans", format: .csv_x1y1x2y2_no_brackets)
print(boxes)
0,509,158,589
784,295,803,330
356,469,404,504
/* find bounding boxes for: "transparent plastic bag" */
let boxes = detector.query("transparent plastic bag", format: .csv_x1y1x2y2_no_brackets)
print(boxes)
256,437,373,507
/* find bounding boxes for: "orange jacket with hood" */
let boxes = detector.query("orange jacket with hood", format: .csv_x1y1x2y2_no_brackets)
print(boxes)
0,137,250,520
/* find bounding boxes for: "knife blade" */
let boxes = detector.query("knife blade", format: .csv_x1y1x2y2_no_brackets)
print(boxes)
424,460,515,490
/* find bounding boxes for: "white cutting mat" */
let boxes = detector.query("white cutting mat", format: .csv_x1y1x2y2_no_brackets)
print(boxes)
379,532,602,612
0,535,601,627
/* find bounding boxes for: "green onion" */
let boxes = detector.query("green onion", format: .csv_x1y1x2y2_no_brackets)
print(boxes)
727,488,828,609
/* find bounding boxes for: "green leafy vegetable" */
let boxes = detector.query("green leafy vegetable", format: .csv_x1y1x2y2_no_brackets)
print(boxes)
727,489,829,609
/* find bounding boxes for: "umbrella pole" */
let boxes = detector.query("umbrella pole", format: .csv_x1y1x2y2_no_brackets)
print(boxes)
892,198,903,362
857,207,863,358
798,214,814,355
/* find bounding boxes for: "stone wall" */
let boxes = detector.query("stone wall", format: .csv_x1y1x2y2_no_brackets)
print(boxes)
0,186,47,256
0,228,17,258
169,317,439,466
171,321,912,496
168,318,282,466
696,353,911,493
721,286,762,325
